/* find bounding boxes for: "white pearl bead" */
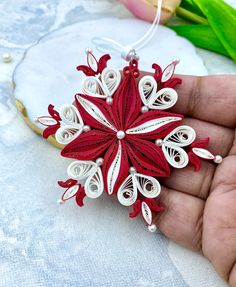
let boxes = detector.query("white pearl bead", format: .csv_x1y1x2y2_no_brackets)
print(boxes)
106,96,113,105
214,155,223,164
129,167,136,174
83,125,91,132
172,57,180,65
148,224,157,233
141,106,149,113
85,47,93,54
155,139,163,146
116,130,125,139
96,157,103,166
57,199,64,204
2,53,12,63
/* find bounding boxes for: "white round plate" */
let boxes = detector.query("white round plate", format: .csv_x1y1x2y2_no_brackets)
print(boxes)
13,18,207,129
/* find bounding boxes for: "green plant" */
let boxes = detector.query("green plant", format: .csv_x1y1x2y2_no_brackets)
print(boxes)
170,0,236,62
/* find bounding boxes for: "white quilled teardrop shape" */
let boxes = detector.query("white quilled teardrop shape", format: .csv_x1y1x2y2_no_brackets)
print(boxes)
87,52,98,72
81,68,121,98
162,144,189,168
107,142,122,195
117,175,138,206
59,104,83,127
67,160,97,181
55,105,84,144
139,75,157,106
76,95,117,131
134,174,161,199
101,68,121,97
62,184,79,201
55,125,83,144
163,125,196,147
148,88,178,110
84,167,104,199
139,75,178,110
161,62,176,83
141,201,152,225
126,117,182,135
82,76,108,98
37,116,58,126
192,148,215,160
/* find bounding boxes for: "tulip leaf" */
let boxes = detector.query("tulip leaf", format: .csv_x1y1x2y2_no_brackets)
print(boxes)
176,7,208,24
180,0,206,19
170,24,230,58
191,0,236,61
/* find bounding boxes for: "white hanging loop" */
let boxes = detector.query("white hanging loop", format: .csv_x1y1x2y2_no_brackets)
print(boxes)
92,0,163,61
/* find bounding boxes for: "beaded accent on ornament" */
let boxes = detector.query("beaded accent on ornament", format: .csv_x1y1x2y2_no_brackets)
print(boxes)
36,50,223,232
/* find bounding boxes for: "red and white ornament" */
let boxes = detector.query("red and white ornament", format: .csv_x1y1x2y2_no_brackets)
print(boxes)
36,51,222,232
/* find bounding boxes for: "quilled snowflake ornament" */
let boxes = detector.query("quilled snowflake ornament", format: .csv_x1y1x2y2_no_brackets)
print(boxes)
36,50,223,233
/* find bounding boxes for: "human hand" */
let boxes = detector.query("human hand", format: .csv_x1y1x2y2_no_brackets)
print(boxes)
147,74,236,286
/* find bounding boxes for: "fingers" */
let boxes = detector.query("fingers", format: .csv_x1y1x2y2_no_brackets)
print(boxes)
154,186,204,251
229,264,236,287
162,118,234,199
174,75,236,128
183,118,234,156
162,161,214,200
229,130,236,156
202,157,236,285
140,72,236,128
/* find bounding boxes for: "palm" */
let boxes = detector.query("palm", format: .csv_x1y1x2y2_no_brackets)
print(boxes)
204,154,236,286
145,74,236,286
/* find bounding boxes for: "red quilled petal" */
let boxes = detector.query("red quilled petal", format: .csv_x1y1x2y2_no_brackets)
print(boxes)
162,77,182,89
126,137,170,177
129,200,142,218
76,187,86,207
76,64,96,76
145,198,164,212
127,110,183,139
102,140,129,195
97,54,111,74
191,137,210,148
76,54,111,76
48,104,61,121
112,70,141,130
188,151,201,171
75,94,119,132
61,130,115,160
58,178,77,188
152,63,162,82
42,124,60,139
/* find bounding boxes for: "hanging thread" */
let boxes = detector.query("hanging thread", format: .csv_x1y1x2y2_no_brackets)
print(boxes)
92,0,163,61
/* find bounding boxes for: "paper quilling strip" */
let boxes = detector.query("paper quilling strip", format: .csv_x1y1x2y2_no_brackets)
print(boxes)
36,51,222,232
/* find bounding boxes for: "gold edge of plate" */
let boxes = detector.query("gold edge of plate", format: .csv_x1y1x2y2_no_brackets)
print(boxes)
15,98,64,149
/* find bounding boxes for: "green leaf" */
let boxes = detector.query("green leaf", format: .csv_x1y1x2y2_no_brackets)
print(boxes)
180,0,206,18
191,0,236,61
170,24,230,58
176,6,208,24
